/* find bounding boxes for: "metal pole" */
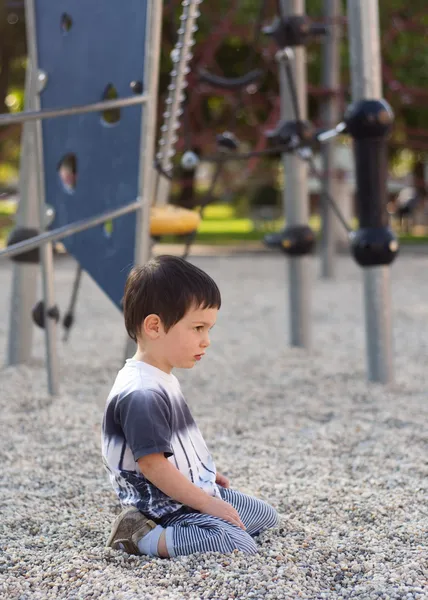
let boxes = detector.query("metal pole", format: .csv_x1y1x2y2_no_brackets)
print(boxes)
0,94,148,127
134,0,163,267
25,0,60,395
320,0,341,279
125,0,164,360
6,65,39,366
347,0,395,384
279,0,311,350
0,200,141,261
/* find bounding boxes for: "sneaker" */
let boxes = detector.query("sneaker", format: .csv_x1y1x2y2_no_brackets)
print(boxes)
106,506,157,555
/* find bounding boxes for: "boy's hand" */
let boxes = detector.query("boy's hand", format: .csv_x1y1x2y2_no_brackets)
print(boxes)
215,472,230,488
137,454,242,528
201,496,245,530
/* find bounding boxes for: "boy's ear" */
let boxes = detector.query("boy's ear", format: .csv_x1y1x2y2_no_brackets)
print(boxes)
143,314,162,339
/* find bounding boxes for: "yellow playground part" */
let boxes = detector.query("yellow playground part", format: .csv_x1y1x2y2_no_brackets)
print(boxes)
150,205,201,236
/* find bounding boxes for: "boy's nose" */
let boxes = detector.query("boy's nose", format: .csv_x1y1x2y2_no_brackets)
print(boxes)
201,336,210,348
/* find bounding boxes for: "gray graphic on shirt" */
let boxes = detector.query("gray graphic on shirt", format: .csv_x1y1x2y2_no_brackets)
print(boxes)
101,361,220,520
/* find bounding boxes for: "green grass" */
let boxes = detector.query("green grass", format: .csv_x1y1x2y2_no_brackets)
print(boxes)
0,200,16,215
397,234,428,244
201,204,235,220
198,218,255,234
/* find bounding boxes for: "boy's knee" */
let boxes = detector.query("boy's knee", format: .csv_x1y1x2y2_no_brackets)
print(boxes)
227,529,258,555
252,501,279,536
264,504,279,529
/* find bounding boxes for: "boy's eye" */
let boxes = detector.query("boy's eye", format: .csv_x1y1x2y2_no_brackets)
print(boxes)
194,326,203,332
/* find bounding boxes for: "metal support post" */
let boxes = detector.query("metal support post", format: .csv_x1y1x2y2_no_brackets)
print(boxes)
134,1,163,268
25,0,60,395
125,0,164,360
279,0,311,350
320,0,341,279
6,65,39,366
346,0,397,384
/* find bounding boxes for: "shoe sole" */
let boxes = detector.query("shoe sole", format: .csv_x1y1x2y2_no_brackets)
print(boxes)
105,506,141,550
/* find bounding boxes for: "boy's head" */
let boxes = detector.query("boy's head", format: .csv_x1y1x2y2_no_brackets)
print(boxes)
123,255,221,372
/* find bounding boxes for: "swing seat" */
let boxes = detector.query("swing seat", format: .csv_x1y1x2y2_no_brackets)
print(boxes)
150,205,201,237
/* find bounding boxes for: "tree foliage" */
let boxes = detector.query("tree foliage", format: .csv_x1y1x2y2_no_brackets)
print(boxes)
0,0,427,187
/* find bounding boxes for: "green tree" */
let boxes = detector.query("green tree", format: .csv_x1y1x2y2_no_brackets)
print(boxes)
0,2,26,187
1,0,427,189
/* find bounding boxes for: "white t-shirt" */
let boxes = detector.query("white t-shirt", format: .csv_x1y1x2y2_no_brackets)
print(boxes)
101,359,220,520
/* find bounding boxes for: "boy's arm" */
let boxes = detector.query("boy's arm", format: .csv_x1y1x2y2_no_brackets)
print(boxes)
138,453,245,529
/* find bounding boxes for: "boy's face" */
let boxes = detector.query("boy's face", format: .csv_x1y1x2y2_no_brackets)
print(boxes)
159,304,218,372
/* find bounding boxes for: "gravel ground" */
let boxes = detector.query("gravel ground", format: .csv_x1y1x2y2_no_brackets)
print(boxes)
0,251,427,600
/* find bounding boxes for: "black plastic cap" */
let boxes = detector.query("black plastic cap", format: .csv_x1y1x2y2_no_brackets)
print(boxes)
63,313,74,330
32,301,60,329
280,225,316,256
266,119,315,148
7,226,40,264
344,99,394,140
130,80,143,94
351,227,399,267
264,225,316,255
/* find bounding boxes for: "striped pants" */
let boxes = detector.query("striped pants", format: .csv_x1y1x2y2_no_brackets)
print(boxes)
155,487,279,557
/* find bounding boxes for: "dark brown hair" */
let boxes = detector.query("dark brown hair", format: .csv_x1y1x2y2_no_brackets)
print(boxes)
123,255,221,342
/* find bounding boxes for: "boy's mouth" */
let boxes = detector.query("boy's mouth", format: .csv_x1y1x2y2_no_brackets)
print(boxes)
194,353,205,361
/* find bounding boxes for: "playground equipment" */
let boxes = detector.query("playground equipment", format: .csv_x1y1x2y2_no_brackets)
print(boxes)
286,0,398,383
261,0,398,383
1,0,398,394
1,0,201,395
154,0,399,383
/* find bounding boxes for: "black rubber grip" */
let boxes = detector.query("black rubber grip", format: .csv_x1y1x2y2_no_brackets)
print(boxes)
197,68,265,90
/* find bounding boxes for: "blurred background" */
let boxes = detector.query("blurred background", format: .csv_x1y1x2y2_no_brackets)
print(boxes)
0,0,427,247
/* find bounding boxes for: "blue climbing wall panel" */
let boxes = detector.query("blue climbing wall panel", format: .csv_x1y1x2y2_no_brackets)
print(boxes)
34,1,148,309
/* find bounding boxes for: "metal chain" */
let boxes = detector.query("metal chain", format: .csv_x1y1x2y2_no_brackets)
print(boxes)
156,0,203,202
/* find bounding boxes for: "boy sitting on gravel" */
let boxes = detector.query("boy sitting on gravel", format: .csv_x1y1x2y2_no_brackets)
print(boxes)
101,255,278,558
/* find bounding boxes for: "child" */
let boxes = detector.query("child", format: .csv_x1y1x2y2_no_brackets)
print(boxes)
101,255,278,558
